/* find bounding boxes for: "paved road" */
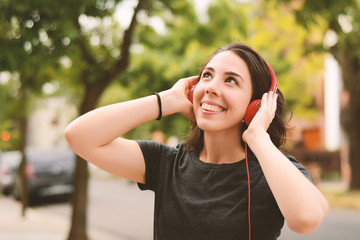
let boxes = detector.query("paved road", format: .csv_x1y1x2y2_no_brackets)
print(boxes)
1,173,359,240
279,208,360,240
45,176,155,240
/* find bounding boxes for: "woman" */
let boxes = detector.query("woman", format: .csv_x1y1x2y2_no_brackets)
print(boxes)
65,43,328,240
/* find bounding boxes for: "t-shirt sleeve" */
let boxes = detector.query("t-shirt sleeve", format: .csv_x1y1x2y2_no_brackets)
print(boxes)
136,140,176,192
286,154,313,182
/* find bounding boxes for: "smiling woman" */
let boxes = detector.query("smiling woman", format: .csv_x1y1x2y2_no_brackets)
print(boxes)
65,42,328,240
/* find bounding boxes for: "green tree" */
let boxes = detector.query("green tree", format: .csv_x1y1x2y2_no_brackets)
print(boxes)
1,0,197,238
122,0,325,142
0,73,21,151
275,0,360,190
0,0,65,215
52,1,196,239
245,1,325,120
119,0,250,140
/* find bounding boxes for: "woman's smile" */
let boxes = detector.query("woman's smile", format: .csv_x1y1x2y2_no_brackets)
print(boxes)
201,102,226,113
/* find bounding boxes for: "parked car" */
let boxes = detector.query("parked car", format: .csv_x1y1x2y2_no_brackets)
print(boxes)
12,148,75,204
0,151,21,195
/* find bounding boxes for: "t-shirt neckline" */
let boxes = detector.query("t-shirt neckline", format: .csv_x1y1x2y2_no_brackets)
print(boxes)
190,151,246,170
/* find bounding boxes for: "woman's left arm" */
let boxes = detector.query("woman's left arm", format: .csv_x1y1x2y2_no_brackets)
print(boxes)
243,92,329,234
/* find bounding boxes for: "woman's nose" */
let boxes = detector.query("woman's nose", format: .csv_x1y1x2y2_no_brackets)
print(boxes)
205,79,221,97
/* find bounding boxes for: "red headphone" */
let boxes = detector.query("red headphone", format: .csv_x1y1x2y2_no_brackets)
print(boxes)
244,62,278,125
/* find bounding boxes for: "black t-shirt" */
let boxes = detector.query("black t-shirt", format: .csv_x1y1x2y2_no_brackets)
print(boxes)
137,140,311,240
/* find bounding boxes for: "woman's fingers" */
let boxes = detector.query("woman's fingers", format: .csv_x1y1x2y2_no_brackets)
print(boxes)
261,92,269,107
262,91,277,110
183,76,198,120
169,76,198,120
266,91,278,118
187,75,199,84
172,76,198,94
271,92,278,116
252,91,278,129
185,76,199,93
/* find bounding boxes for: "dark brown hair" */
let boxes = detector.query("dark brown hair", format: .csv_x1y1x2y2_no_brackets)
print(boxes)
185,43,288,153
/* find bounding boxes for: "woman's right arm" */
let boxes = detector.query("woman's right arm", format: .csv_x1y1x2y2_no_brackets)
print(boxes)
64,76,198,184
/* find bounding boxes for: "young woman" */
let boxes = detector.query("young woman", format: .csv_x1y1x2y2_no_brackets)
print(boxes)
65,43,328,240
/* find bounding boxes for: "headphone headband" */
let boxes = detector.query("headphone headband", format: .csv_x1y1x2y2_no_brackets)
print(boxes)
266,62,278,93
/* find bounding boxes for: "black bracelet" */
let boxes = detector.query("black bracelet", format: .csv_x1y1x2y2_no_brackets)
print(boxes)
153,92,162,120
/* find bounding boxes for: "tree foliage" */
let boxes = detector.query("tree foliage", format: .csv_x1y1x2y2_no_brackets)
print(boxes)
274,0,360,190
115,0,325,143
0,0,72,216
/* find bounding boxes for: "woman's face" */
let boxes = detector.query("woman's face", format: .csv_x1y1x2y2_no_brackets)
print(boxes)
193,50,253,133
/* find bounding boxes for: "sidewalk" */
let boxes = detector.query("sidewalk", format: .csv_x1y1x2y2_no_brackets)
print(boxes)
0,196,119,240
0,165,122,240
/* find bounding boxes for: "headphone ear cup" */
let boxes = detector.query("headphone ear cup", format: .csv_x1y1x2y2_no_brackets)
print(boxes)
244,99,261,125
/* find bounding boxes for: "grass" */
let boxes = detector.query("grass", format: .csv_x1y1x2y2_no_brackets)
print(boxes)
320,181,360,210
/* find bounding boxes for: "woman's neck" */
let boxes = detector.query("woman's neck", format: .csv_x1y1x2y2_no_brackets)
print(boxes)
199,130,245,164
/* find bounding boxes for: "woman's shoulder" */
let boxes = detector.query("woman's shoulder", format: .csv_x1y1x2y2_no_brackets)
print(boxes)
284,154,303,166
136,140,191,155
284,154,312,181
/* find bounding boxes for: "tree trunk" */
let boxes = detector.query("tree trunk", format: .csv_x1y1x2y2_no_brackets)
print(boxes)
17,82,29,216
67,155,89,240
330,45,360,190
17,116,28,217
348,117,360,190
67,2,144,239
347,91,360,190
67,83,105,240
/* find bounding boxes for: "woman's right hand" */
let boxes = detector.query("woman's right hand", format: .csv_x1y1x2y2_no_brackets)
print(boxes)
160,76,199,121
65,75,198,184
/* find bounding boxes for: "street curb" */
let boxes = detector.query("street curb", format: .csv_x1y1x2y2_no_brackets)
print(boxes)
0,196,122,240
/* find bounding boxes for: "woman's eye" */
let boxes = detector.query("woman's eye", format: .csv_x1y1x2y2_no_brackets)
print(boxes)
226,77,238,85
202,72,211,79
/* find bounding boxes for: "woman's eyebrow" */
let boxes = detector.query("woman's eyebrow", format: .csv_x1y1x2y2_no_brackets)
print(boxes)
203,67,215,72
203,67,245,83
224,71,245,83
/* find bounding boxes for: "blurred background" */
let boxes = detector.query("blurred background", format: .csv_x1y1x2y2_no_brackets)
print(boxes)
0,0,359,239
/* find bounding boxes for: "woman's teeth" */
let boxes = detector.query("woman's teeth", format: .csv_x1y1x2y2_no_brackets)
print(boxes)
201,103,224,112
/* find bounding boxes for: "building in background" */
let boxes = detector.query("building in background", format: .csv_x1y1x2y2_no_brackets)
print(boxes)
288,54,349,185
26,97,76,150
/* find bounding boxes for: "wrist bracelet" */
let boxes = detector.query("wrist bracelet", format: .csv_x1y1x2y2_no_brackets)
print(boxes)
153,92,162,120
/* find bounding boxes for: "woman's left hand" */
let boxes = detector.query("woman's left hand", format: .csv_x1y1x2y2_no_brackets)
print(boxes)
243,91,278,142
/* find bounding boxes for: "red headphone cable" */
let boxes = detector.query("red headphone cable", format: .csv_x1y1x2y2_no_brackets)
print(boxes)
245,143,251,240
